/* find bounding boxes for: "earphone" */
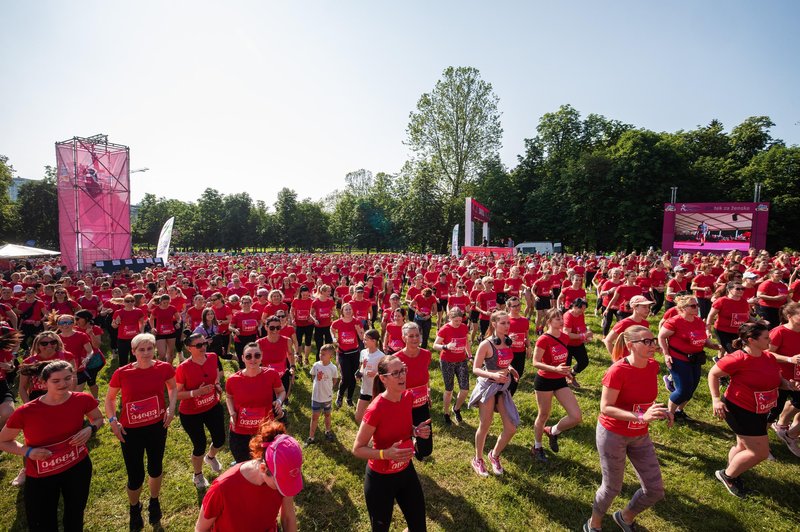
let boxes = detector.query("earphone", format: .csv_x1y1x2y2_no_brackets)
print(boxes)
491,335,513,347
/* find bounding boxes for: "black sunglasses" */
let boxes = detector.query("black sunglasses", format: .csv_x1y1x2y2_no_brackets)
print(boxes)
244,352,262,360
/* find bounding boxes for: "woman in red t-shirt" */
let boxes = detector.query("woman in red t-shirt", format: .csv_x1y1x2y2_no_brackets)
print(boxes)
756,269,788,329
257,316,295,400
605,296,653,361
231,295,262,368
708,322,800,497
105,333,177,529
586,325,670,531
56,314,93,392
433,308,472,425
395,322,434,461
766,302,800,454
310,284,336,357
225,343,286,463
562,298,595,388
707,281,753,355
532,309,582,461
331,303,364,408
383,308,407,355
352,354,430,532
410,287,437,349
176,333,225,489
505,296,531,396
291,286,314,365
149,294,181,365
0,360,103,531
112,295,146,366
197,421,302,532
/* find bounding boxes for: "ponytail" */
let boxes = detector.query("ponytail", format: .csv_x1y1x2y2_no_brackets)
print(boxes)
611,334,626,362
372,355,399,398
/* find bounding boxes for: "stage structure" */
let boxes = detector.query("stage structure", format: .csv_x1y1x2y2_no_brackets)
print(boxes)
464,197,490,247
662,202,769,254
56,135,132,271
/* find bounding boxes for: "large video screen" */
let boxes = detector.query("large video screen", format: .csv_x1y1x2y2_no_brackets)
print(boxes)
662,203,770,254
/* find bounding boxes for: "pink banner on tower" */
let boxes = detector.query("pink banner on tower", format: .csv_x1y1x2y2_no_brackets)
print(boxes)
470,199,491,223
56,137,131,271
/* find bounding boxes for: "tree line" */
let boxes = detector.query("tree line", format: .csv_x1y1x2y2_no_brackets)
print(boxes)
2,66,798,253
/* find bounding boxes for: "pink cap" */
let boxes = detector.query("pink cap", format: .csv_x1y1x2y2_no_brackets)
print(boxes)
263,434,303,496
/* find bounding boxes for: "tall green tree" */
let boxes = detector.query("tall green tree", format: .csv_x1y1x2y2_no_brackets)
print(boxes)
0,155,16,241
14,167,58,248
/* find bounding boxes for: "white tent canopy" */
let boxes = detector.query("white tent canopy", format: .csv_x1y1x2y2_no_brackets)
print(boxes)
0,244,61,259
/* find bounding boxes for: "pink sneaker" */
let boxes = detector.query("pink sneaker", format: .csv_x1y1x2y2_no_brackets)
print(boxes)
471,456,489,478
488,451,504,476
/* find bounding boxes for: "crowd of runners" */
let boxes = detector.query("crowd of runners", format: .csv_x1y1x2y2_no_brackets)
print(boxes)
0,247,799,531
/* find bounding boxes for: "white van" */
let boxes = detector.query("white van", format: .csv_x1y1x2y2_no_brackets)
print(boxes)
515,241,562,255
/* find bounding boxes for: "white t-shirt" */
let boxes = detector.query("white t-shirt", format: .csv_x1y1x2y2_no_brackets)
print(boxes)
359,348,385,396
310,361,339,403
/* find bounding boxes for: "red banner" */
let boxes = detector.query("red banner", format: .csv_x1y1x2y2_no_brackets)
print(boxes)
471,199,490,223
461,246,514,257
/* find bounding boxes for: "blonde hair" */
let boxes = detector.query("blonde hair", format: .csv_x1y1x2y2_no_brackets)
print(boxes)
675,294,696,310
611,325,651,362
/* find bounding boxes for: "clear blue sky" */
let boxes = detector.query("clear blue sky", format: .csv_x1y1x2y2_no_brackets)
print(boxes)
1,1,797,206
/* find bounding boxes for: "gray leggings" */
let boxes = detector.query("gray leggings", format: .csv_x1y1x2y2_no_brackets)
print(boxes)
593,423,665,517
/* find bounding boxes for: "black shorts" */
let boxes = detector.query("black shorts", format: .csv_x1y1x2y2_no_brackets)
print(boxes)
359,393,372,402
470,309,481,324
437,299,448,312
723,398,768,437
0,379,13,403
154,333,175,341
76,370,91,385
535,296,552,311
533,375,568,392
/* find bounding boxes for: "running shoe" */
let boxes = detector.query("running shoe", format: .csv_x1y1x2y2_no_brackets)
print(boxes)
129,502,144,531
335,397,343,409
452,408,463,424
347,398,354,408
304,437,316,446
193,473,209,489
471,456,489,478
612,510,635,532
531,446,548,462
443,413,452,426
148,497,162,524
488,450,504,475
673,410,691,422
544,426,560,453
771,422,789,439
583,520,602,532
715,470,746,498
325,431,336,442
10,468,25,487
204,454,221,472
569,374,581,389
663,374,675,393
780,434,800,458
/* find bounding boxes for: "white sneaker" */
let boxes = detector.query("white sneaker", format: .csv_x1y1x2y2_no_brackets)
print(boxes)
204,454,221,472
11,468,25,487
778,432,800,458
771,422,788,439
193,473,209,489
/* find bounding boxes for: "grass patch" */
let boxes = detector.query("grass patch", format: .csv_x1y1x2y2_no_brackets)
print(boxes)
1,295,799,531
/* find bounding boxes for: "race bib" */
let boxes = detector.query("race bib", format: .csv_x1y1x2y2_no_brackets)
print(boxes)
157,323,174,335
754,389,778,414
497,347,514,369
409,384,429,408
122,323,138,337
550,346,568,367
340,331,356,346
194,390,217,409
125,396,162,426
241,319,258,335
730,313,749,328
235,406,267,432
627,403,652,430
510,332,525,350
449,337,466,354
386,438,414,472
34,438,88,476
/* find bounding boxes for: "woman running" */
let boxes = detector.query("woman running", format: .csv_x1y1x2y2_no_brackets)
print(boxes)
331,303,364,408
230,295,261,368
468,311,520,477
395,322,433,461
0,360,103,531
562,298,594,388
73,310,106,399
149,294,180,365
105,333,177,529
352,354,431,532
196,420,302,532
225,343,286,463
56,314,93,392
531,309,582,461
604,295,654,360
708,322,800,497
410,287,437,349
707,281,753,356
767,302,800,456
756,269,788,329
584,326,669,532
433,308,471,424
291,286,315,365
176,333,225,489
505,297,530,395
257,316,295,404
111,295,146,366
383,308,406,355
310,284,336,357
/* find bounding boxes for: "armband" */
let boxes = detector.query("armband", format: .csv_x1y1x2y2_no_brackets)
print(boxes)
379,449,384,460
25,447,33,458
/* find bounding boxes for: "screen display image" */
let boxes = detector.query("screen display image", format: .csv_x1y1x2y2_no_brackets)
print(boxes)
673,212,752,251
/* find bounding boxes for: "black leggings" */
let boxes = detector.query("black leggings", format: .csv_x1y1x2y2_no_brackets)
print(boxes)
567,344,589,374
412,403,432,460
364,463,427,532
337,349,360,403
229,430,252,464
117,338,133,366
25,456,92,532
509,351,526,396
650,289,665,315
415,318,432,349
180,403,226,456
314,326,333,356
296,325,314,347
715,329,738,354
757,305,781,330
120,422,167,490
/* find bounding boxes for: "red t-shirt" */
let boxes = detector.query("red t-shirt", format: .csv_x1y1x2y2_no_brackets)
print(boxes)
563,310,587,347
212,304,233,334
23,352,73,393
508,316,530,353
663,316,707,361
256,336,291,374
476,291,497,319
292,298,313,326
114,308,145,340
692,274,716,299
535,333,570,379
109,361,176,428
718,350,782,414
349,299,372,322
176,354,220,415
711,297,751,334
599,357,660,437
202,463,283,531
59,331,91,371
665,278,688,302
17,299,45,324
384,323,405,352
437,323,468,362
615,285,643,312
447,295,470,313
395,349,432,408
331,319,360,352
412,295,437,317
362,391,414,474
560,287,586,308
769,326,800,381
226,368,283,434
532,278,553,298
186,306,205,330
6,392,98,478
757,280,788,308
600,280,622,307
504,278,523,297
311,298,335,327
151,305,178,335
231,310,261,337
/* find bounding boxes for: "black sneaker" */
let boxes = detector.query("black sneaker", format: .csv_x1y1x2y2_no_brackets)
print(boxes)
715,469,747,498
452,408,463,424
304,437,316,446
531,446,548,462
544,426,560,453
148,497,162,524
325,431,336,442
129,503,144,531
335,397,343,409
674,410,691,422
346,398,354,408
444,413,452,425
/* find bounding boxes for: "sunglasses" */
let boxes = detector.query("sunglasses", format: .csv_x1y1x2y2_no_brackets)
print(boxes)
191,342,208,348
244,352,262,360
382,367,408,378
57,320,74,326
684,304,699,309
732,287,744,291
508,304,521,308
631,338,658,346
39,340,58,347
276,314,286,318
268,325,281,331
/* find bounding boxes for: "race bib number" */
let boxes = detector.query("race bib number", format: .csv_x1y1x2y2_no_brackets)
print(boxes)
235,406,267,432
754,389,778,414
449,337,466,354
125,396,162,426
387,439,414,471
510,333,525,351
122,323,138,337
157,323,174,335
730,313,749,328
194,390,217,409
409,384,429,408
340,331,356,346
627,403,652,430
34,438,88,476
241,319,258,335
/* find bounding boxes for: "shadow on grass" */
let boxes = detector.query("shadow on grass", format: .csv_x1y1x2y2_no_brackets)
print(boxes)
418,471,492,531
652,490,746,531
296,477,361,530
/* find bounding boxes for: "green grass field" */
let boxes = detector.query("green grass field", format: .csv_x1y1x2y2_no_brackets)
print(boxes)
1,298,799,531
